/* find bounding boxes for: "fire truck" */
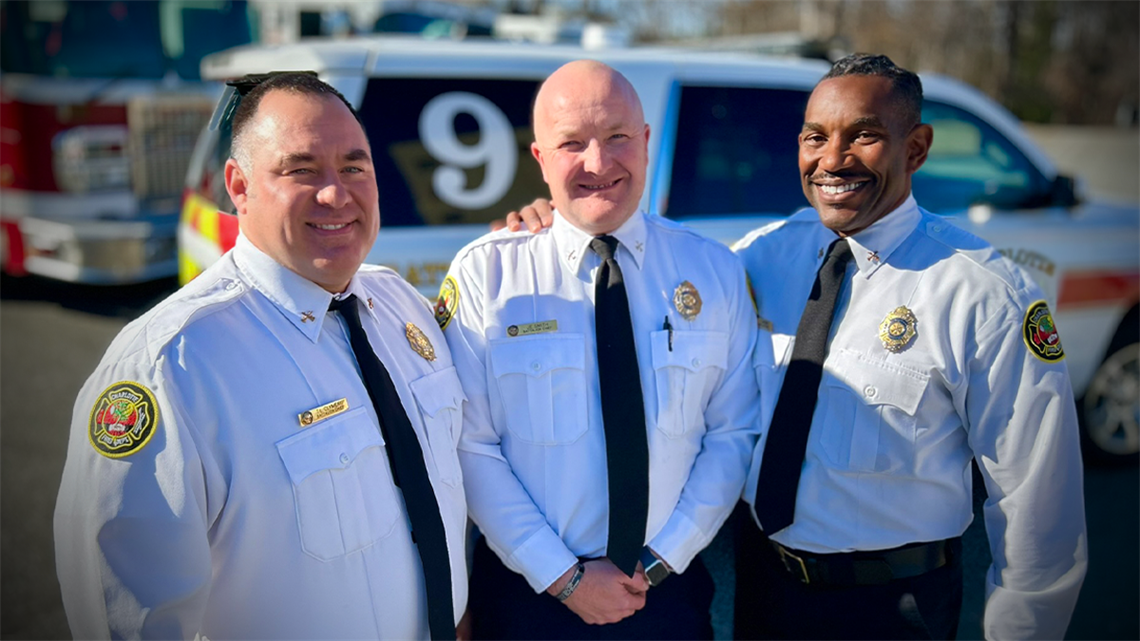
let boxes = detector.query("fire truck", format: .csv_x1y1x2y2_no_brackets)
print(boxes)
178,37,1139,462
0,0,251,283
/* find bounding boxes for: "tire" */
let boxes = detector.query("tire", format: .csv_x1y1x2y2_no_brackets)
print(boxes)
1079,313,1140,465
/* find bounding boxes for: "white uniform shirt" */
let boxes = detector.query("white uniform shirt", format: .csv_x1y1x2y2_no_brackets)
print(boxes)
54,234,468,640
442,211,760,593
737,196,1087,640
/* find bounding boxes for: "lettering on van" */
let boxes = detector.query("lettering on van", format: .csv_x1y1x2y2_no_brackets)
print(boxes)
998,248,1056,277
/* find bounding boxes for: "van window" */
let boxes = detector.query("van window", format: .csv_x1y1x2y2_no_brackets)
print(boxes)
666,86,809,219
914,101,1052,211
356,77,548,227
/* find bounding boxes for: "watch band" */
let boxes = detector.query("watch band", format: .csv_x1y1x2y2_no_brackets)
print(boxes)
555,562,585,602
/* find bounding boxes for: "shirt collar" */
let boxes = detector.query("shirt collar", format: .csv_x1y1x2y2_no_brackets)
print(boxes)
233,233,348,342
808,194,921,279
552,209,648,275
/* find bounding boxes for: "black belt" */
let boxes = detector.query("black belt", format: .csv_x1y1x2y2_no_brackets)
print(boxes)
770,538,957,586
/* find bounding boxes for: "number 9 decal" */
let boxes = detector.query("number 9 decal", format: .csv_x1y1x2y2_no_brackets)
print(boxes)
419,92,517,209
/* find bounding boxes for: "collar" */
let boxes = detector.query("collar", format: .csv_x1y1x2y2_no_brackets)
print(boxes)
808,194,921,279
233,233,365,342
552,209,648,276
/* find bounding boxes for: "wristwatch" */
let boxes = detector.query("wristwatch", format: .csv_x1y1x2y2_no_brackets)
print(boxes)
640,547,671,587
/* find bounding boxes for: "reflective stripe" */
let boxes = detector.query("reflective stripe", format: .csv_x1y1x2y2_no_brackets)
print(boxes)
1057,270,1140,309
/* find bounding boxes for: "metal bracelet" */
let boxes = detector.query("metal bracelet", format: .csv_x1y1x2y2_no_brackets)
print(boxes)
555,562,585,602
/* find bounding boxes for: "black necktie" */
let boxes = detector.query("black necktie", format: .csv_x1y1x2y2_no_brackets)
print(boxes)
754,238,854,534
329,295,455,641
590,235,649,577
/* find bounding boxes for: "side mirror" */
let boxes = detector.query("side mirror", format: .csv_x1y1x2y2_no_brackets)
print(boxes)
1051,174,1079,208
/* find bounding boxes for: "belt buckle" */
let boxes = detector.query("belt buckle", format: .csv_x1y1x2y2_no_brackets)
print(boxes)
776,545,811,584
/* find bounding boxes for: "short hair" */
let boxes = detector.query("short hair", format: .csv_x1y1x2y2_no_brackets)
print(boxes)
230,72,361,172
821,53,924,130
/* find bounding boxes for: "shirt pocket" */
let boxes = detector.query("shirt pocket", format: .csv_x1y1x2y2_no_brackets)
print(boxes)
651,330,728,438
489,334,588,445
819,351,930,474
276,408,399,561
409,366,467,488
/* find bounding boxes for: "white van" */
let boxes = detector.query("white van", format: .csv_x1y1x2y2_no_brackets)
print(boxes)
178,36,1139,462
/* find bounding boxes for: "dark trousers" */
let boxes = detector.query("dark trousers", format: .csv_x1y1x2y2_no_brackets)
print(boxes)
470,536,715,640
733,504,963,640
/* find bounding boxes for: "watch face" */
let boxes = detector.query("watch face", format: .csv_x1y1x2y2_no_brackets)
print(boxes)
645,560,670,586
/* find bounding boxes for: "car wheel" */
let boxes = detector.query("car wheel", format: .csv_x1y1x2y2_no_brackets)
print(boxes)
1080,335,1140,465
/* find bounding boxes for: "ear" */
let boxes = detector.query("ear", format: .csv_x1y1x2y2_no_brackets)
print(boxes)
906,123,934,174
643,123,651,152
531,141,551,184
224,159,250,215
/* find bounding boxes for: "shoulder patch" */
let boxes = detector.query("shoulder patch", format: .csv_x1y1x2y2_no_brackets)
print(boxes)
1023,300,1065,363
88,381,160,458
435,275,459,330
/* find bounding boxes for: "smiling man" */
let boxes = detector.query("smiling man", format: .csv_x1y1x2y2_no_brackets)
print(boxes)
733,53,1087,640
438,60,760,640
54,73,468,640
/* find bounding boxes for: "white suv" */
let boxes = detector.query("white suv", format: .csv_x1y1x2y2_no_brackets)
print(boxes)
179,36,1139,462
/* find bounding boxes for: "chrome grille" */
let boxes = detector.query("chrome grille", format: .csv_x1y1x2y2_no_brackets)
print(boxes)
128,94,214,203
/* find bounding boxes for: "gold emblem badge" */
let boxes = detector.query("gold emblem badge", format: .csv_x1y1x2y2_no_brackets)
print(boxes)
406,323,437,361
1023,300,1065,362
879,306,918,352
434,276,459,330
673,281,702,321
88,381,159,458
299,398,349,427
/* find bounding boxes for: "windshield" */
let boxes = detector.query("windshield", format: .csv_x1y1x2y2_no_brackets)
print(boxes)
0,0,251,80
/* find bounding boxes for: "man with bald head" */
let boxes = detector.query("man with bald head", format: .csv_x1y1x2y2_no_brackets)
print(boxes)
55,73,469,640
438,60,760,639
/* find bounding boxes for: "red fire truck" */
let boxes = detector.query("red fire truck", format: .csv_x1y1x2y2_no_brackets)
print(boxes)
0,0,251,283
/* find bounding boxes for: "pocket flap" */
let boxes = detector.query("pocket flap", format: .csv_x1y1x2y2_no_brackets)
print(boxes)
409,366,467,418
827,350,929,416
650,330,728,373
490,334,585,378
276,409,383,485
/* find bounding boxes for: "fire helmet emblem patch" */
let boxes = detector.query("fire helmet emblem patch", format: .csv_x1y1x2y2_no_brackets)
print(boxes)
1023,300,1065,363
88,381,159,458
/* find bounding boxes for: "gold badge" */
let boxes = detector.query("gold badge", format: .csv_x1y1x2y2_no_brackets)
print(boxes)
434,276,459,330
879,306,918,352
406,322,437,361
1023,300,1065,363
299,398,349,427
673,281,702,321
88,381,160,458
507,320,559,337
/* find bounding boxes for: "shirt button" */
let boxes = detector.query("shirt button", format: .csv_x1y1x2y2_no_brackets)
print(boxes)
932,225,943,232
691,358,701,368
864,385,878,399
224,281,237,291
531,361,542,372
339,453,350,465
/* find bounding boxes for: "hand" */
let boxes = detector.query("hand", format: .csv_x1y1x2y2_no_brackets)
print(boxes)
505,198,555,233
547,558,649,625
456,608,472,641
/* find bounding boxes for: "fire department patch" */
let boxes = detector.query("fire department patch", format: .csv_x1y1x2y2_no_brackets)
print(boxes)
88,381,159,458
1023,300,1065,363
435,275,459,330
